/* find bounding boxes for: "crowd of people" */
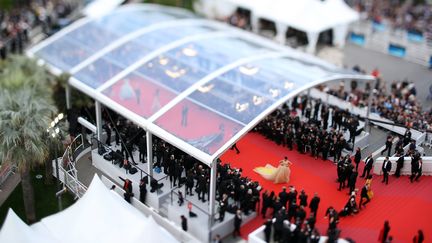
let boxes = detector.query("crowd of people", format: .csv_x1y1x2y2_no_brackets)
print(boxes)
322,66,432,132
261,187,323,242
0,0,74,59
101,111,262,224
254,97,360,163
346,0,432,40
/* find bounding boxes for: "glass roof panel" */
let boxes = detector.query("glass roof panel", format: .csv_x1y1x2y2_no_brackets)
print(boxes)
174,57,338,125
76,25,217,89
134,37,271,94
154,98,244,155
34,10,191,72
35,38,92,71
74,58,124,89
102,74,177,118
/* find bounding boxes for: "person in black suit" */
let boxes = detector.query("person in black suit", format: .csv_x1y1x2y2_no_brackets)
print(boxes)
261,191,271,218
358,184,370,209
415,159,423,182
185,171,194,195
394,153,404,178
348,168,358,194
181,215,187,231
263,219,272,243
173,160,183,187
299,189,308,207
139,178,147,204
381,135,393,156
360,154,374,178
138,136,147,164
309,193,320,216
233,210,242,238
354,147,361,172
382,157,392,185
278,187,289,209
287,186,298,206
410,153,422,182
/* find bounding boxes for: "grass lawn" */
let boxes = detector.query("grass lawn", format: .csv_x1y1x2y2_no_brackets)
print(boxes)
145,0,195,11
0,166,76,226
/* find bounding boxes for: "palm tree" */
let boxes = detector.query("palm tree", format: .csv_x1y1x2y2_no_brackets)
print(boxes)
0,55,57,223
0,89,56,223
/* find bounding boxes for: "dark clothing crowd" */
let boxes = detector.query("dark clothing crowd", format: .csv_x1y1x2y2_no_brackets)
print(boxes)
254,96,359,162
0,0,75,59
101,110,262,219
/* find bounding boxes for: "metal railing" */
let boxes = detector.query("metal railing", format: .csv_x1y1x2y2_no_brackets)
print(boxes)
0,164,17,187
56,134,88,198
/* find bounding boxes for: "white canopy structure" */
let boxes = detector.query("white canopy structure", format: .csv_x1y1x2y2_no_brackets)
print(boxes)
0,175,178,243
196,0,360,52
27,3,371,167
82,0,124,18
27,3,373,220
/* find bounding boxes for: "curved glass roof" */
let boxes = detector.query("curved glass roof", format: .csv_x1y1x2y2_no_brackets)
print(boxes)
28,3,374,165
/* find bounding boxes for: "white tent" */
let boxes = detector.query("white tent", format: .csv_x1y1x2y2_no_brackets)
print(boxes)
0,210,57,243
196,0,359,53
82,0,124,18
0,175,178,243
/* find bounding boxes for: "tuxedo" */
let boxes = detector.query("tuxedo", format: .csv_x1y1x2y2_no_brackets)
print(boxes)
394,156,404,177
361,156,373,178
382,159,392,184
279,190,289,208
309,196,320,215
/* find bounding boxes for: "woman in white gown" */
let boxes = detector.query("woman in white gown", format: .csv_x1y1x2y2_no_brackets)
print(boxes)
254,157,292,184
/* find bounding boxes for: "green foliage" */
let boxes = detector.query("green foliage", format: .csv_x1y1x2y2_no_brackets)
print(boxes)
0,55,55,98
0,88,56,172
0,167,75,227
143,0,195,11
0,0,14,10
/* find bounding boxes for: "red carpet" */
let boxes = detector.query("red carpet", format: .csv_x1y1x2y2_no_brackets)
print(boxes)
221,133,432,243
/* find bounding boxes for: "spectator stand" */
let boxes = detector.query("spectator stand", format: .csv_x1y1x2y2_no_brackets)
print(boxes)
373,156,432,176
309,88,427,145
349,19,432,67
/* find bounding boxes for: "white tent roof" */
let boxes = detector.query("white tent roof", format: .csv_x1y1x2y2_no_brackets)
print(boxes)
82,0,124,18
28,3,372,166
0,210,57,243
0,175,178,243
223,0,359,33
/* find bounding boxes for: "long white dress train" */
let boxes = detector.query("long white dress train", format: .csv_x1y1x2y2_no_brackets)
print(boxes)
254,159,292,184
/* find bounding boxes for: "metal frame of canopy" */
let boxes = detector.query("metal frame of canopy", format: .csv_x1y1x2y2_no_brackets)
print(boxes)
27,3,375,229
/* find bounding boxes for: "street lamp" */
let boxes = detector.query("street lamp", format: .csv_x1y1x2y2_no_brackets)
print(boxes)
47,113,64,211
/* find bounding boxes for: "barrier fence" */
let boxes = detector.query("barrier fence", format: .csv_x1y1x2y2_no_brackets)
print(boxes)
349,20,432,67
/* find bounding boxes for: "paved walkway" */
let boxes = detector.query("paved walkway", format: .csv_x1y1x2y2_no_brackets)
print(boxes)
0,173,21,207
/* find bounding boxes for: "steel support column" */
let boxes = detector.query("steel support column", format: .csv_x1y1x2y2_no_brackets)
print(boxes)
65,83,71,109
95,101,103,141
208,159,218,230
146,131,153,184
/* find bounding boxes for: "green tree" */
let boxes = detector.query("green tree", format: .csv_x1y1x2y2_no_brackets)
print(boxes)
0,55,57,223
0,89,56,223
